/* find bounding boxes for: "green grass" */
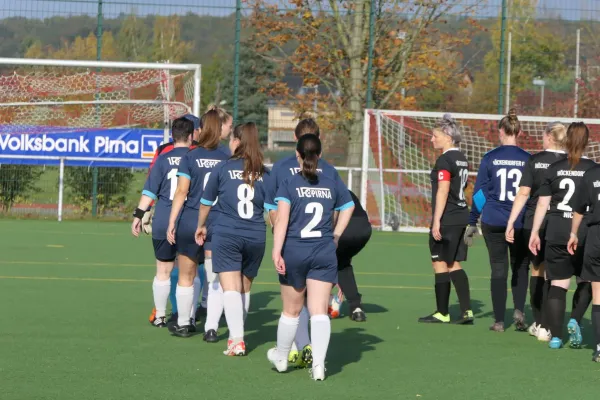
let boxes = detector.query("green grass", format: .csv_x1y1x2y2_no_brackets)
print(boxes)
0,220,599,399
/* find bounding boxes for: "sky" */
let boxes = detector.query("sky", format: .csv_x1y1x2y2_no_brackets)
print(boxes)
2,0,600,21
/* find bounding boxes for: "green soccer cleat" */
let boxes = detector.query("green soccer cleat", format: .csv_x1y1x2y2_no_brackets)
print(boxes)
418,312,450,323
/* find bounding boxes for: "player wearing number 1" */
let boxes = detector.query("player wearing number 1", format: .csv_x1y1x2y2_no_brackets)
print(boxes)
466,109,531,332
419,114,473,325
195,122,269,356
132,118,193,327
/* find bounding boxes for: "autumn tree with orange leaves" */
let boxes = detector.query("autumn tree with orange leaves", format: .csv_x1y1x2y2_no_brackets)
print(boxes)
245,0,480,166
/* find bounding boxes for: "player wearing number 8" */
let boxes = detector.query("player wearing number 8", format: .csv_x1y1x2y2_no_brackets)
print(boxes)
195,122,269,356
131,117,193,327
466,109,531,332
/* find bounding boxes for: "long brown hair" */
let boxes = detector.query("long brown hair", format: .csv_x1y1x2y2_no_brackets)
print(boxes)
198,109,222,149
231,122,265,187
206,103,232,126
565,122,589,169
498,108,521,136
296,133,321,182
294,118,320,139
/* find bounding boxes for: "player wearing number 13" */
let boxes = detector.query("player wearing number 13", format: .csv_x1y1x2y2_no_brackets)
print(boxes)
467,109,531,332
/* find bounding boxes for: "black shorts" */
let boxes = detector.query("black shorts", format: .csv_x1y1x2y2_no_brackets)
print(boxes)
582,225,600,282
152,238,177,262
545,242,584,280
429,226,467,264
336,216,372,268
523,228,546,267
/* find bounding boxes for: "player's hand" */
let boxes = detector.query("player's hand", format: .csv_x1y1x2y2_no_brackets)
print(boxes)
333,234,340,249
464,225,477,246
272,252,286,275
432,220,442,241
567,233,578,255
529,232,541,256
167,223,176,245
195,226,207,246
505,222,514,243
131,218,142,237
141,208,153,235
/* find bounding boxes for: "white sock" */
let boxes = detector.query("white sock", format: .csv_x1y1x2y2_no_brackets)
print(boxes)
152,277,171,318
223,291,245,341
242,292,251,321
190,275,201,322
176,285,194,327
310,314,331,368
201,276,209,307
294,305,311,349
276,314,299,361
204,280,224,332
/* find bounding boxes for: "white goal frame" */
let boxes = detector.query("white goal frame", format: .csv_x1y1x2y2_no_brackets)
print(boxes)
361,109,600,233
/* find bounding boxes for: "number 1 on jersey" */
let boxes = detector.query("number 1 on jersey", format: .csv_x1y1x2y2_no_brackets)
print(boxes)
300,202,324,238
458,169,468,200
167,168,178,200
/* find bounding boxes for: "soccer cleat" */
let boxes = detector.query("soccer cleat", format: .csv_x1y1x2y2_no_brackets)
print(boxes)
328,295,342,319
567,318,583,349
489,322,505,332
203,329,219,343
267,348,288,373
537,327,552,342
513,310,528,332
453,310,474,325
528,323,539,337
351,308,367,322
290,345,312,368
288,349,300,365
592,350,600,362
549,337,563,349
223,339,246,356
418,312,450,323
149,307,157,323
150,316,167,328
171,320,197,338
301,345,313,366
310,365,326,381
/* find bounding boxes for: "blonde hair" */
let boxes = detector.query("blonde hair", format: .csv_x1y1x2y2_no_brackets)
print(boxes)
206,103,232,125
545,122,567,149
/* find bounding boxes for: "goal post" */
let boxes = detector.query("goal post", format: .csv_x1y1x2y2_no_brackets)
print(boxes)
362,109,600,233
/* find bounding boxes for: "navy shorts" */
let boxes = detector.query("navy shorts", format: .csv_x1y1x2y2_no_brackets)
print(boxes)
176,207,204,263
152,238,177,262
205,229,213,252
279,239,338,289
212,233,265,278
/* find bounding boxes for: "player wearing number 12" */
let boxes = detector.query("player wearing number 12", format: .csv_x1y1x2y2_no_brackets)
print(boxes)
466,109,531,332
195,122,269,356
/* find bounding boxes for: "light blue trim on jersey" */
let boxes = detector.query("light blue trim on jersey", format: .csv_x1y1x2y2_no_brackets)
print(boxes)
275,196,290,205
176,172,191,180
473,189,486,212
264,203,277,211
335,201,355,211
142,190,157,200
200,198,215,206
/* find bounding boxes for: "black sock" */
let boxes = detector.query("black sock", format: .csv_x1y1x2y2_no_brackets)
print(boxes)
491,278,507,323
593,304,600,352
540,280,551,329
546,286,568,341
434,272,451,315
570,281,592,323
337,265,362,312
450,269,471,313
529,277,545,325
511,264,529,313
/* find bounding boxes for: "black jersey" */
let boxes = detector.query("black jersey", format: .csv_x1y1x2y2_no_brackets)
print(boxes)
430,148,469,227
538,157,597,243
519,150,567,228
573,164,600,227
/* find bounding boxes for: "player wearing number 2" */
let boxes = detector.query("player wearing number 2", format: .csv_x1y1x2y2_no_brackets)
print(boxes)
465,109,531,332
195,122,269,356
419,114,473,325
132,117,193,327
529,122,596,349
166,109,229,337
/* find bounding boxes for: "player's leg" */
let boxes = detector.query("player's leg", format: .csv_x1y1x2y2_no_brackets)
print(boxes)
482,223,509,331
306,278,334,381
172,253,198,337
447,226,473,324
169,263,179,319
268,285,305,373
220,271,245,355
204,248,224,343
240,239,265,322
509,228,530,331
567,233,591,349
544,242,573,349
592,283,600,361
524,228,545,336
196,263,208,317
419,230,451,323
150,239,176,327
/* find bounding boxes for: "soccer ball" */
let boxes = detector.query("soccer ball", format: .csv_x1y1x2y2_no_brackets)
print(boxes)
328,294,343,319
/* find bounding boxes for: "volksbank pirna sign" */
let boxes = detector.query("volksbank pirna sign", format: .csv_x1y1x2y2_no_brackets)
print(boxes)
0,127,165,167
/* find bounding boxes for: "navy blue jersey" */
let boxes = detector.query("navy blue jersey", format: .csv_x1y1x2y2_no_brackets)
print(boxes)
177,147,229,210
469,145,531,227
142,147,189,239
218,143,231,157
201,158,270,240
275,174,354,241
265,155,348,210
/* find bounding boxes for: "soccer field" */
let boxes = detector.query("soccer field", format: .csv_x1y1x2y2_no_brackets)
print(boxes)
0,220,598,399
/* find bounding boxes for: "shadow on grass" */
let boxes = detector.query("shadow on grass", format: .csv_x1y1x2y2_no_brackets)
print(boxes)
327,327,383,377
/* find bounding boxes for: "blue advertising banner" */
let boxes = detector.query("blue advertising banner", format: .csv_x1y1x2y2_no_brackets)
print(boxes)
0,126,166,167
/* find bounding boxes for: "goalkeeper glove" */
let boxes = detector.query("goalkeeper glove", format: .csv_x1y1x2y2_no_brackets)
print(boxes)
142,207,153,235
464,225,478,247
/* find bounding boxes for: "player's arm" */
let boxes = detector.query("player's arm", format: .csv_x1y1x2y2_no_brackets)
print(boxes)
569,173,591,254
264,168,278,228
167,154,192,244
468,155,490,226
272,199,290,275
195,168,220,244
131,193,155,237
506,159,533,242
332,183,355,247
528,194,550,256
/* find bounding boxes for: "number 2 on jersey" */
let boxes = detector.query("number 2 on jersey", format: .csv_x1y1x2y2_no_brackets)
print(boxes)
557,178,575,211
300,202,324,238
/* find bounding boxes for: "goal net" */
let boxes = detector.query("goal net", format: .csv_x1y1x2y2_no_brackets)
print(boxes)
361,109,600,232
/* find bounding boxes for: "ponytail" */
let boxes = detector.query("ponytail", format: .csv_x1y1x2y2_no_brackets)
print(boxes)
565,122,589,169
231,122,265,186
296,134,322,182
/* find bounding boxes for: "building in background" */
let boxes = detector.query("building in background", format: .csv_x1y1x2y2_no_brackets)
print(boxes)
267,105,298,150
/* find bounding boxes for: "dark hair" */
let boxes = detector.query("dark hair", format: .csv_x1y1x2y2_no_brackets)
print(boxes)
296,133,322,182
198,109,222,149
498,108,521,136
565,122,589,169
171,117,194,143
294,118,320,139
231,122,265,187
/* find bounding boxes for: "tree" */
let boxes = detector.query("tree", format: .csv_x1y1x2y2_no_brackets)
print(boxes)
0,165,43,212
65,167,134,215
245,0,478,166
151,16,192,63
24,31,121,60
117,14,151,62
